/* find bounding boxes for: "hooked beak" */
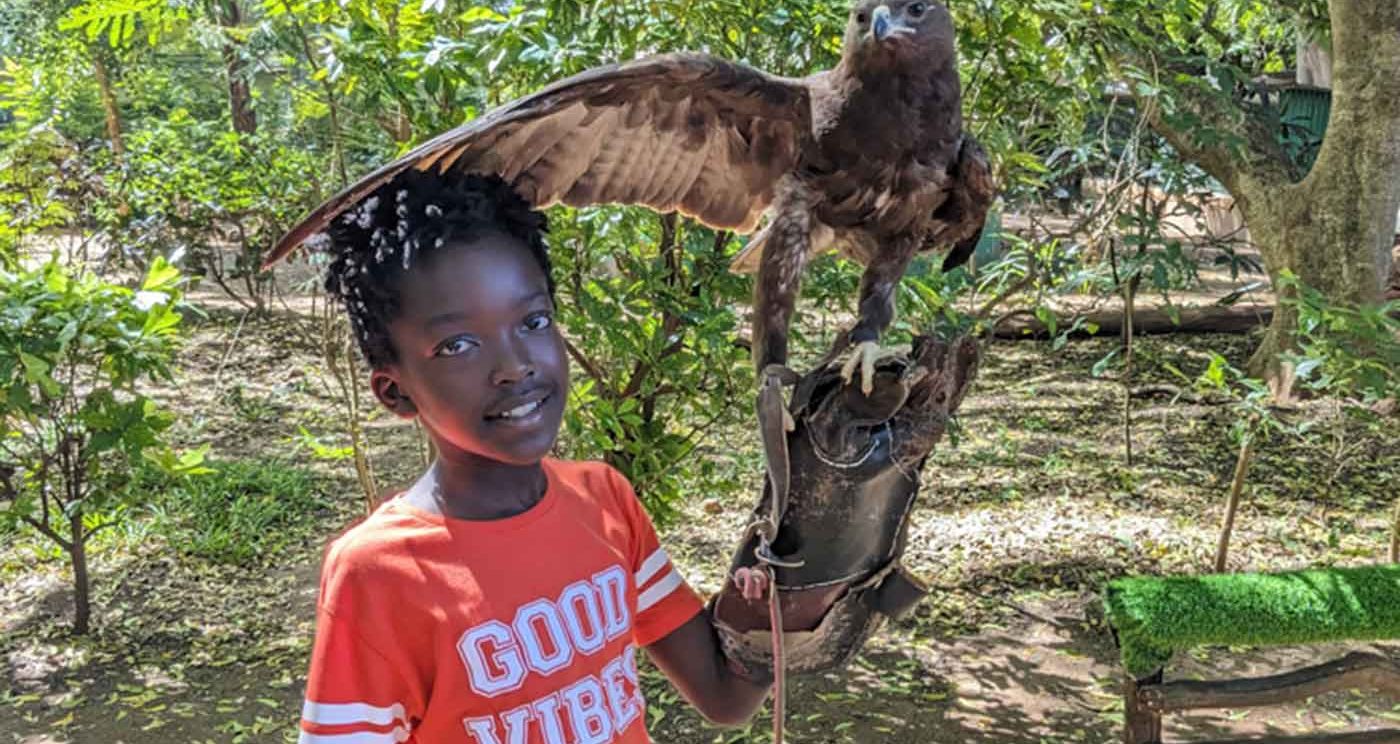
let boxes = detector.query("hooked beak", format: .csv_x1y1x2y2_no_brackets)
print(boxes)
871,5,896,42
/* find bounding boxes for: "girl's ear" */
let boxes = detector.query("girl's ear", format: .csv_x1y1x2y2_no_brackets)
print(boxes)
371,369,418,419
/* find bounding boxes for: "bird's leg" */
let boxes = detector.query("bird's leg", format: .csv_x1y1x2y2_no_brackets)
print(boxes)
752,211,811,377
755,219,810,433
839,241,918,395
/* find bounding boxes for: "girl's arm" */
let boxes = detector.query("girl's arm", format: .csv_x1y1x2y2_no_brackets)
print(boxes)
645,608,772,726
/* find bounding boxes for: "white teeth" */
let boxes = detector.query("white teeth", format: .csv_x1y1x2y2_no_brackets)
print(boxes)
498,399,543,419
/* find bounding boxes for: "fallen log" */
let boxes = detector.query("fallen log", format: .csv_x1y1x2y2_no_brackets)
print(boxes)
991,304,1273,340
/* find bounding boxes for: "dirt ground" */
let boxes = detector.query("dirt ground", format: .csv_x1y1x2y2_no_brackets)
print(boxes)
2,251,1398,743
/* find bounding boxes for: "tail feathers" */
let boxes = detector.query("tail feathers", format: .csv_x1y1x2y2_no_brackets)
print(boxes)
940,229,981,272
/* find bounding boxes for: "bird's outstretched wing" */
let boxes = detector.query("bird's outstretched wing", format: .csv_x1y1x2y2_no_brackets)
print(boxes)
264,53,814,268
930,133,995,272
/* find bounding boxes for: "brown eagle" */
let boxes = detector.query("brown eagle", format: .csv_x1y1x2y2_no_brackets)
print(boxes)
265,0,994,393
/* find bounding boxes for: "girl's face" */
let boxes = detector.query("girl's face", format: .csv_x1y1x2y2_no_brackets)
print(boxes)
374,233,569,466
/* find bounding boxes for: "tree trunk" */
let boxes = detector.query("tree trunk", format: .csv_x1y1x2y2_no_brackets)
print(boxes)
92,50,124,162
991,304,1272,339
1244,1,1399,378
217,1,257,136
1297,39,1332,89
1390,497,1399,564
69,512,90,635
1215,437,1254,573
1143,0,1400,384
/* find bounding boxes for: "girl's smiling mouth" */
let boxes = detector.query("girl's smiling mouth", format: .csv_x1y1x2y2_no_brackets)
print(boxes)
485,389,553,423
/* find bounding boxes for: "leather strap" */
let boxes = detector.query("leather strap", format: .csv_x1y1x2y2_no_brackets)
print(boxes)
764,564,786,744
864,563,930,619
755,364,799,744
755,364,802,568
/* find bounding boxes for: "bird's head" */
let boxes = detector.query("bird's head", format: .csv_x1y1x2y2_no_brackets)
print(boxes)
843,0,955,74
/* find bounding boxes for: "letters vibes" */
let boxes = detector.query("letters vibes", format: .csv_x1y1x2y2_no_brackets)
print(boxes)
457,565,643,744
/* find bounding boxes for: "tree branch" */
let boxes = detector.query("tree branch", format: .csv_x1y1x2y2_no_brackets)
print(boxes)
20,514,72,552
1113,49,1296,208
84,519,122,541
622,214,683,401
563,335,611,400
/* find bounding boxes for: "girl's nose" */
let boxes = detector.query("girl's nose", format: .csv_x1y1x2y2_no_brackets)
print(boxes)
490,340,535,386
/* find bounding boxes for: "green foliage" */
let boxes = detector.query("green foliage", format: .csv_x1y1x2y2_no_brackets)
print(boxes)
1104,566,1400,678
137,459,328,566
0,128,80,264
1280,270,1400,405
1173,352,1288,447
58,0,189,48
551,214,751,525
0,0,1330,521
99,114,322,307
0,256,199,630
0,256,188,499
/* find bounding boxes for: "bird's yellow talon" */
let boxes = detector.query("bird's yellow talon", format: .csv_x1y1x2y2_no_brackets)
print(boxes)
838,340,884,396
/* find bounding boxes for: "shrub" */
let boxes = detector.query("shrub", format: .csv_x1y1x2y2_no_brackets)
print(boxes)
0,257,201,633
1281,269,1400,405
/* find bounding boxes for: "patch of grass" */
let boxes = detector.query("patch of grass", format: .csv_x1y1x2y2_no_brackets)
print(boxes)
1104,566,1400,678
138,459,330,566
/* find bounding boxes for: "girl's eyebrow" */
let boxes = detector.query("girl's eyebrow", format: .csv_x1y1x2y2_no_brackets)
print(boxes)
424,291,549,328
425,311,470,329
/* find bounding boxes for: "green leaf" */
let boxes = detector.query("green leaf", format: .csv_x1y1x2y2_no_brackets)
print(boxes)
18,351,61,396
141,256,181,293
1092,349,1120,378
143,444,215,476
1034,306,1059,337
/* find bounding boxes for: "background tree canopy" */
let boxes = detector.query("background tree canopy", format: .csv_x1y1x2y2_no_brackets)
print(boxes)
3,0,1397,511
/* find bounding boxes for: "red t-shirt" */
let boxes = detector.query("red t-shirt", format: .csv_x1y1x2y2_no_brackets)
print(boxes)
299,459,703,743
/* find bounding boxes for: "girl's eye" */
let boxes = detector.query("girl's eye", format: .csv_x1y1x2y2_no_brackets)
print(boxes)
909,2,927,16
434,336,477,357
524,312,553,332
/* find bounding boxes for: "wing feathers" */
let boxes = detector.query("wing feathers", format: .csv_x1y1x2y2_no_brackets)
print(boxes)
499,107,583,183
265,52,812,267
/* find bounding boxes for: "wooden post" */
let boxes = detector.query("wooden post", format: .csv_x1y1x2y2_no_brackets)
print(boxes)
1124,671,1163,744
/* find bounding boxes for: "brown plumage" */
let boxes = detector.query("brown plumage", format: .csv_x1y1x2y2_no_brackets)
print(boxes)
265,0,993,388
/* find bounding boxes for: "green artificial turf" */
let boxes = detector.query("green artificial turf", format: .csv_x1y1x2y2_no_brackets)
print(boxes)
1103,565,1400,678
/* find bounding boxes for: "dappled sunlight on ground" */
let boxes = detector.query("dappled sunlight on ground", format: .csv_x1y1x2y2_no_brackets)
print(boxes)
2,299,1397,743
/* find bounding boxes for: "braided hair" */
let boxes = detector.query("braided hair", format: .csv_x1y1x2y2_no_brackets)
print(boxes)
319,170,554,369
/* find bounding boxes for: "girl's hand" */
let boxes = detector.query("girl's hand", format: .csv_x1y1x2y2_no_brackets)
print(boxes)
732,566,770,602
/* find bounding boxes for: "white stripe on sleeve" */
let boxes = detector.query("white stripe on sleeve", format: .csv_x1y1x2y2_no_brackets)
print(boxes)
635,547,671,586
302,701,407,728
636,569,684,612
299,726,410,744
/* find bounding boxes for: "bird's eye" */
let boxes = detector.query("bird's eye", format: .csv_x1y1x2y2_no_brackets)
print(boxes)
856,11,869,24
523,312,553,332
909,2,927,16
434,335,477,357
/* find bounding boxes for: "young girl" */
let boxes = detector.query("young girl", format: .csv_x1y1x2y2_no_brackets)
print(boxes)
297,170,770,743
